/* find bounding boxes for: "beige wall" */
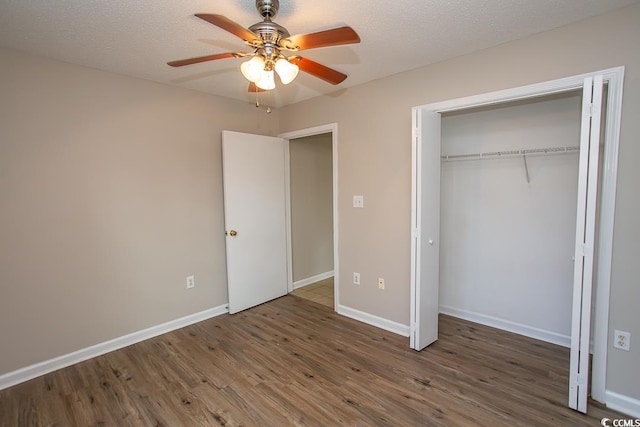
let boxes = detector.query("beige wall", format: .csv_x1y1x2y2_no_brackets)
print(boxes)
0,46,279,374
280,4,640,400
1,3,638,404
289,134,333,283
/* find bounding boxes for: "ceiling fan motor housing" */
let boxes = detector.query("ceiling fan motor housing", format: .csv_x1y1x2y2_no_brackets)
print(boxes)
249,20,290,46
249,0,290,62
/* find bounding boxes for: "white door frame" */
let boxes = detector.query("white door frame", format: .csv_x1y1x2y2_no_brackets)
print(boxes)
411,66,625,404
279,124,339,309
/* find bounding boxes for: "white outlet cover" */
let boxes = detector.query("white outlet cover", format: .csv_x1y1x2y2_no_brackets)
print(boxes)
613,329,630,351
186,275,195,289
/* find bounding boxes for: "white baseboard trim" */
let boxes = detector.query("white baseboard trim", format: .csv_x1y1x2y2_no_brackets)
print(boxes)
606,390,640,419
293,270,334,289
0,304,229,391
439,305,571,348
337,304,410,337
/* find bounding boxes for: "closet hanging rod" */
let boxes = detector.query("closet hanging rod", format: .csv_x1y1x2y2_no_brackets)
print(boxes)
441,145,580,161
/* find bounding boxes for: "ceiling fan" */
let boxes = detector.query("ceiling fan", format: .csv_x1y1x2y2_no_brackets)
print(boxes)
168,0,360,92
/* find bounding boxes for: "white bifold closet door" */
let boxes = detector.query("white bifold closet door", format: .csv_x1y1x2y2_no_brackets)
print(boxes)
410,109,441,351
568,75,604,413
411,75,604,414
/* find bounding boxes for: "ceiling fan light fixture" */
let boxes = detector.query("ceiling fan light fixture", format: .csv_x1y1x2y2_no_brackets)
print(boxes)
169,2,361,92
275,58,299,84
240,56,265,83
255,69,276,90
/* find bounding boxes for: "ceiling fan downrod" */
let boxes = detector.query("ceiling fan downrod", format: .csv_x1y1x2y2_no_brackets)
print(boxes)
256,0,279,20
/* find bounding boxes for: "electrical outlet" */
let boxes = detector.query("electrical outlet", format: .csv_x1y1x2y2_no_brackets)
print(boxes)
186,275,195,289
378,278,385,290
613,330,630,351
353,195,364,208
353,272,360,285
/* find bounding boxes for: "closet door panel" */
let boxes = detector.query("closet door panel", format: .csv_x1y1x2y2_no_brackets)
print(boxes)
410,109,441,350
568,75,603,413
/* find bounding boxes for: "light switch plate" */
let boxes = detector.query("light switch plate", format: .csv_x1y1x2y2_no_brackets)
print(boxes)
353,195,364,208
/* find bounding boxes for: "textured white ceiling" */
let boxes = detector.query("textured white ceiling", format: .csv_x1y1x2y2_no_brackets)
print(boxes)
0,0,637,107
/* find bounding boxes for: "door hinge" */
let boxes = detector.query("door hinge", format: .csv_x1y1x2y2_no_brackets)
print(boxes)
585,102,594,118
572,373,587,387
577,243,590,257
412,228,419,239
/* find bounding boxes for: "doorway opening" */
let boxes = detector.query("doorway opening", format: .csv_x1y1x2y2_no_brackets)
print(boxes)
280,124,339,310
288,132,334,308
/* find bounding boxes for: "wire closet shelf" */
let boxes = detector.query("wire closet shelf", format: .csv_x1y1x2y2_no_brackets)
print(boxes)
441,145,580,162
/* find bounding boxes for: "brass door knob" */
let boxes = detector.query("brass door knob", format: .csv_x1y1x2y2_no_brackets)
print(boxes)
229,230,238,236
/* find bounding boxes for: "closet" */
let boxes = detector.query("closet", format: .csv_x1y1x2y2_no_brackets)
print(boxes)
410,68,624,414
438,91,583,347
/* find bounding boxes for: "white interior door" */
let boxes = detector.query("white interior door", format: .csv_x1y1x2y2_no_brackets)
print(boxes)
222,130,288,314
568,75,603,413
410,109,441,350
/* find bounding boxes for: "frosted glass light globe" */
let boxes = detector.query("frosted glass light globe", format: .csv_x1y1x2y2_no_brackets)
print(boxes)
241,57,265,83
255,69,276,90
275,58,299,84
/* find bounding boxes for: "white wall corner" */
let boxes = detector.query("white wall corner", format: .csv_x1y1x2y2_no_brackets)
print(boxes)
337,304,410,337
0,304,229,391
293,271,334,289
605,390,640,419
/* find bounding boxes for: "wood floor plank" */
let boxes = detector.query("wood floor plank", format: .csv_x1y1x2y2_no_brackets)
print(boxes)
0,295,627,426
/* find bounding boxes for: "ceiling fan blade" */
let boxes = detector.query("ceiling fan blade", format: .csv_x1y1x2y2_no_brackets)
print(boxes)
167,52,241,67
195,14,259,44
290,56,348,85
248,82,266,93
280,26,360,51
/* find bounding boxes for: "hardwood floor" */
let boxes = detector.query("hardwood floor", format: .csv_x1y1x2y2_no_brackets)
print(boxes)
0,295,623,426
